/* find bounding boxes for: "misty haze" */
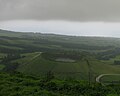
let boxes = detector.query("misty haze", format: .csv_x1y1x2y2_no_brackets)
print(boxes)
1,20,120,37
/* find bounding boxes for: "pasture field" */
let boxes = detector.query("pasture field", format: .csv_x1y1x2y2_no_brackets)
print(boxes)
9,52,120,81
101,75,120,85
101,75,120,81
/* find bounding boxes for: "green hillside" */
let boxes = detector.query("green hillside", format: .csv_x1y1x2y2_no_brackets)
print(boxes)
10,52,120,80
1,29,120,53
0,29,120,81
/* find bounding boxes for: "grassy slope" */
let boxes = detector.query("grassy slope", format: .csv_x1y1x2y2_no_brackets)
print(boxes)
12,52,120,80
0,53,6,70
1,29,120,48
101,75,120,82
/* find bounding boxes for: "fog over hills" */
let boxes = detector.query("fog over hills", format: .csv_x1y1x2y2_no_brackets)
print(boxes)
1,20,120,38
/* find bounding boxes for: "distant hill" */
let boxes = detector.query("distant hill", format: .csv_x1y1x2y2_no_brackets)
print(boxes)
0,29,120,53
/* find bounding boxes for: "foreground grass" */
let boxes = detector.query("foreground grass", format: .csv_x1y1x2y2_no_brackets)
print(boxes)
0,65,5,70
0,72,120,96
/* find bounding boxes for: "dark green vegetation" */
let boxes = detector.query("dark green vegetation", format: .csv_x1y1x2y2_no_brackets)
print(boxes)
0,72,120,96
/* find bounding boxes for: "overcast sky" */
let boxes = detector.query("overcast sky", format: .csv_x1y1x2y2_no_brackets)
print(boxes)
1,0,120,37
1,0,120,21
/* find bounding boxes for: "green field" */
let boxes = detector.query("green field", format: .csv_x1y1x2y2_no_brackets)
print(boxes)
101,75,120,81
9,52,120,81
0,29,120,81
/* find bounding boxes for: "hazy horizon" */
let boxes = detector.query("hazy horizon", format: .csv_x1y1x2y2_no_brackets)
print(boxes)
1,0,120,38
1,20,120,38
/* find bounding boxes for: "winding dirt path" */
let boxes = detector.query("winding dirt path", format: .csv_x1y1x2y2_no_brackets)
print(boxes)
23,52,42,65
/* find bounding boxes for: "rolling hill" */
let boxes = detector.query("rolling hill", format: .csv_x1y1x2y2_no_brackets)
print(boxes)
0,29,120,80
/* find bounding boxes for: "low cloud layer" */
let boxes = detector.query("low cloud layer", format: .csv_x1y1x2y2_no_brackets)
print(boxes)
1,20,120,37
1,0,120,21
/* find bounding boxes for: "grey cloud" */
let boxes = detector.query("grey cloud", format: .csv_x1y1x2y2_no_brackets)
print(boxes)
1,0,120,21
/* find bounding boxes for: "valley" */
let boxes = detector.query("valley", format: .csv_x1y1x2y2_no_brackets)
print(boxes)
0,29,120,82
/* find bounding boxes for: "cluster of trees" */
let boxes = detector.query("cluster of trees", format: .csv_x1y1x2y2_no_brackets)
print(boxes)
114,60,120,65
0,36,64,54
97,48,120,60
0,72,120,96
0,53,22,72
34,38,112,51
0,47,22,54
1,53,22,63
0,35,115,58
